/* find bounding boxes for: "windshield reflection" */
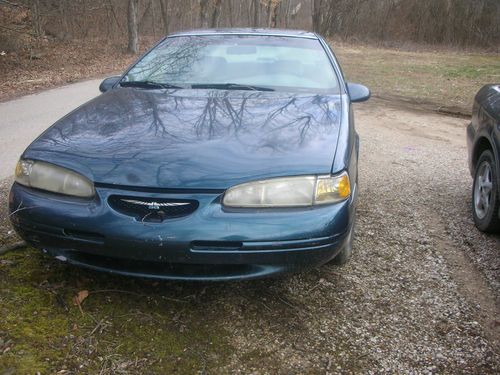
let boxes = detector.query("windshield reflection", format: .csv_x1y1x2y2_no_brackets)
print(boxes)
123,35,340,93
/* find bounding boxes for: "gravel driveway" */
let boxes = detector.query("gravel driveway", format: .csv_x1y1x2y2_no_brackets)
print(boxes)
0,98,499,374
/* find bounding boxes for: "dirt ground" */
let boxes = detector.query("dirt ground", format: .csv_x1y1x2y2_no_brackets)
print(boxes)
0,38,149,103
0,96,498,374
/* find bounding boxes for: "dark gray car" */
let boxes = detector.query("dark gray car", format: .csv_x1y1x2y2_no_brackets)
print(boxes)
467,84,500,233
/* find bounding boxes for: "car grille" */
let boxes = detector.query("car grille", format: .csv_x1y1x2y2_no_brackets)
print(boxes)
108,195,199,222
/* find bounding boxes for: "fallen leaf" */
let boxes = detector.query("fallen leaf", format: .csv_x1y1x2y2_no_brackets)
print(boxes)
73,290,89,307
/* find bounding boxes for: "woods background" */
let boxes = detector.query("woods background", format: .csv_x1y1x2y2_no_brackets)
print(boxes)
1,0,499,57
1,0,498,105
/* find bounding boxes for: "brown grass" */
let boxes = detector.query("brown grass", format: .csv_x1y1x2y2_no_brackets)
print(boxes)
0,38,154,102
332,41,500,115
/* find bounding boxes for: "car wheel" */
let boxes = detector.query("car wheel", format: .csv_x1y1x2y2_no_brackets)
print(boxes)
330,219,355,265
472,150,500,233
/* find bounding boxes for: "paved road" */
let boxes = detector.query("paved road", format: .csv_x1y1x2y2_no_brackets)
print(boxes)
0,79,102,179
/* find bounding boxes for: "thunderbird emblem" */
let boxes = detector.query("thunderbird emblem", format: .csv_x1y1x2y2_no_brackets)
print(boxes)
122,199,190,210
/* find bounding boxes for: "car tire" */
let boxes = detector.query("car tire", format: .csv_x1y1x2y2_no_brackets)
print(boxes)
472,150,500,233
330,219,355,265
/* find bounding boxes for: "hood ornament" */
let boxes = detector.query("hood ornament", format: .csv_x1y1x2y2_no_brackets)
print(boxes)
122,199,190,210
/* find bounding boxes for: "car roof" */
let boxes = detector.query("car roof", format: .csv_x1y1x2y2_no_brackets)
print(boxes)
168,28,318,39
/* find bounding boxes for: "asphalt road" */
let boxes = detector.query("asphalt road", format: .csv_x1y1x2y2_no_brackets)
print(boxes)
0,79,102,179
0,82,499,373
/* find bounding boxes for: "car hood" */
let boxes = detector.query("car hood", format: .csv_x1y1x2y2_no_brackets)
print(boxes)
25,88,343,190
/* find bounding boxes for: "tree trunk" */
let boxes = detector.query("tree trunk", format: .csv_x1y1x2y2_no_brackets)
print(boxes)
270,1,278,28
31,0,43,38
200,0,209,27
211,0,222,28
267,0,273,27
138,0,152,32
284,0,291,28
58,1,71,40
127,0,139,54
267,0,279,28
312,0,322,33
107,0,123,36
159,0,169,34
228,0,234,27
190,0,194,27
151,0,156,38
252,0,259,27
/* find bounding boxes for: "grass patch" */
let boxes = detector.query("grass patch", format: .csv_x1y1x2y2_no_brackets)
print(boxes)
0,248,233,374
332,42,500,113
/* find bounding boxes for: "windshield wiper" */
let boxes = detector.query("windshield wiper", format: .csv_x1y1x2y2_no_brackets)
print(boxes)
191,83,275,92
120,81,184,90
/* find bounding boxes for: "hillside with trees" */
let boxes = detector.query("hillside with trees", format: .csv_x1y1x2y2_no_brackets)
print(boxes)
0,0,498,107
1,0,498,55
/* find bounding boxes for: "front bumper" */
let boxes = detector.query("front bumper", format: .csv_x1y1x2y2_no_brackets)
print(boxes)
9,183,356,281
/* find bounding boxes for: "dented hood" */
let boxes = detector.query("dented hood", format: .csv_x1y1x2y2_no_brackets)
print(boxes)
24,88,343,190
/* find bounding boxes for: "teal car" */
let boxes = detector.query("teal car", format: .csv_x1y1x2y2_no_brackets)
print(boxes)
9,29,370,280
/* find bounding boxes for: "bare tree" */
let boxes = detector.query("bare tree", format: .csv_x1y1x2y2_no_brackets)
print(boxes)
227,0,234,26
200,0,210,27
31,0,44,37
270,2,279,28
265,0,280,28
159,0,169,34
211,0,223,27
312,0,321,33
127,0,139,53
266,0,273,27
11,0,499,49
252,0,260,27
138,0,153,31
283,0,291,28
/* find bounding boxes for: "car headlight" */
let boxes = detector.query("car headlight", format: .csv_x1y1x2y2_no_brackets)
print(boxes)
15,159,95,198
222,172,350,208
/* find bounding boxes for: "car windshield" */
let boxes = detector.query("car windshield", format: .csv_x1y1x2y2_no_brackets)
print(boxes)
122,35,340,93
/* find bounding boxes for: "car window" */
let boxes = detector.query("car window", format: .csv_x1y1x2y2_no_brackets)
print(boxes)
123,35,340,93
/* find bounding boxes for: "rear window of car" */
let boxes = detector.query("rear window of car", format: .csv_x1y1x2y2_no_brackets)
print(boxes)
123,35,341,93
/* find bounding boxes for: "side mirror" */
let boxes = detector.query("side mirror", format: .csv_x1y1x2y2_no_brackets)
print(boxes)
347,82,371,103
99,76,121,93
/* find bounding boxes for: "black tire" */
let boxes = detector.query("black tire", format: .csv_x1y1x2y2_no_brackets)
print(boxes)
472,150,500,233
330,219,355,265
